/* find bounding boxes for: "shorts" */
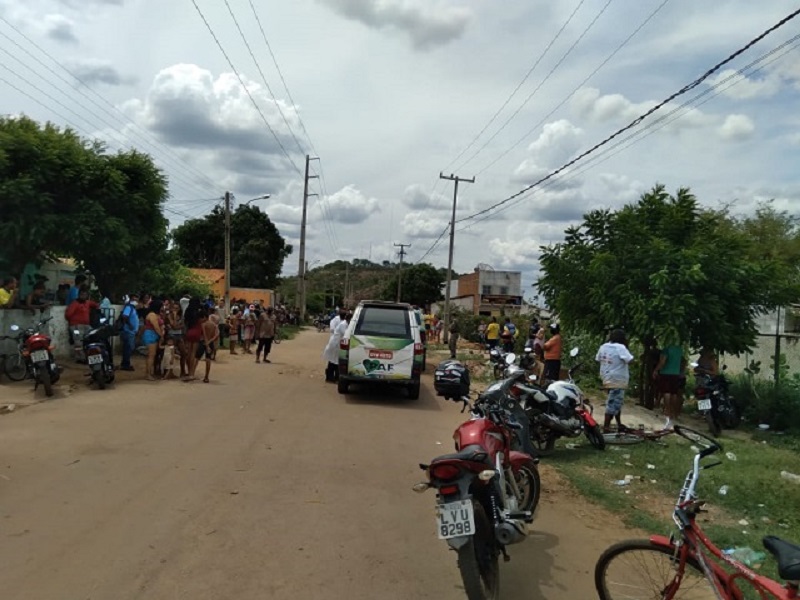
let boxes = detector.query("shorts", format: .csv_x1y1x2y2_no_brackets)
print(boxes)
143,330,160,346
658,374,682,394
196,341,215,360
606,388,625,416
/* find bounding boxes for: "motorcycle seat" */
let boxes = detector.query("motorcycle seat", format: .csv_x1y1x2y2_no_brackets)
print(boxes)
763,536,800,581
431,444,491,466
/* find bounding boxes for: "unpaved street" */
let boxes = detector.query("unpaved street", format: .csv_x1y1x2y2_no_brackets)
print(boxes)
1,330,634,599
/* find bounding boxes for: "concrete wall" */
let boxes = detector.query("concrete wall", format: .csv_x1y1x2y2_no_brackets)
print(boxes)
479,271,522,296
0,305,123,361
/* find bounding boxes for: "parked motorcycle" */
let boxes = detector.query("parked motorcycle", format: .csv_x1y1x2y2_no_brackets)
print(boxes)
6,317,60,397
414,389,541,600
487,346,508,380
518,348,605,455
692,363,739,437
77,318,115,389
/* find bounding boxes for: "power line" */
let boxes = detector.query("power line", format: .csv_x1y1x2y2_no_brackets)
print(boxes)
474,0,672,178
189,0,303,176
452,0,613,173
415,224,450,264
222,0,306,156
457,6,800,226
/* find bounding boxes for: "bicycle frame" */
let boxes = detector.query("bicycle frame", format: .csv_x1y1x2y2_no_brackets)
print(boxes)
650,450,798,599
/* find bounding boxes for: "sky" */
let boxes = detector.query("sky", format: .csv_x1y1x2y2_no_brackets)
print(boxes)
1,0,799,301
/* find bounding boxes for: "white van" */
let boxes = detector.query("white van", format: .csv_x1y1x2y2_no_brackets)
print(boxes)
338,301,425,399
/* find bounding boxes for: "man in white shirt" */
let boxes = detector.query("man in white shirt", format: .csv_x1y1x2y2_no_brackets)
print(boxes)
596,329,634,433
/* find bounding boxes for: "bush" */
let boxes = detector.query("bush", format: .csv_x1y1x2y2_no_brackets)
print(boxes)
729,373,800,430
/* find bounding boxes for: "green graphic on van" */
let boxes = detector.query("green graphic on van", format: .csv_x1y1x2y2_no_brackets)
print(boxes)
363,359,394,374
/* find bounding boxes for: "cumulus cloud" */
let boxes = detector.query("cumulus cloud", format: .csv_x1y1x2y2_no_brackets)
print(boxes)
402,183,450,210
317,0,472,49
324,185,381,224
401,211,449,238
66,59,136,86
44,14,77,43
126,64,302,160
598,173,645,203
526,119,583,167
705,68,782,100
718,114,755,141
488,238,541,269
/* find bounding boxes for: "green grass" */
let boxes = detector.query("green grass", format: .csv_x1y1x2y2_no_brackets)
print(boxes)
550,431,800,583
278,325,302,341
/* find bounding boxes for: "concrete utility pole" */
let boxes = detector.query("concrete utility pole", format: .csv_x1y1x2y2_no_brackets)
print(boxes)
394,243,411,302
297,154,319,323
439,172,475,343
224,190,232,315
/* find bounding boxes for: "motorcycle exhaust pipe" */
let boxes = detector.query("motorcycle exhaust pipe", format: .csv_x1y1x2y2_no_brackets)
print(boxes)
539,413,574,435
495,520,527,546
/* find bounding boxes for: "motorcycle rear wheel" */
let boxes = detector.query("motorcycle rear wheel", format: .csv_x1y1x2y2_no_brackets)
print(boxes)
457,501,500,600
39,368,53,397
529,423,557,456
93,369,106,390
585,425,606,450
4,352,27,381
719,402,740,429
705,412,721,437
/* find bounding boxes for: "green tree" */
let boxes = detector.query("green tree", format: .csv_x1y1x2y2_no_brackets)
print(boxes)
537,184,800,354
0,116,170,296
381,263,443,307
172,204,292,289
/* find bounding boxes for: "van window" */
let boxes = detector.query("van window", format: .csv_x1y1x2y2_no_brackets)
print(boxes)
355,307,411,338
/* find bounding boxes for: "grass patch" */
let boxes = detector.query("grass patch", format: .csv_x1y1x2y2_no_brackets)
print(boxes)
549,431,800,583
278,325,302,341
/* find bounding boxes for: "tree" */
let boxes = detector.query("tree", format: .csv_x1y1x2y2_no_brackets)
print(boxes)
537,184,800,354
172,204,291,289
0,116,170,296
381,263,443,307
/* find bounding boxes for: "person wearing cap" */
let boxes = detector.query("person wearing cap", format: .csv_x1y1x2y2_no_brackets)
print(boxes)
119,293,139,371
543,323,563,382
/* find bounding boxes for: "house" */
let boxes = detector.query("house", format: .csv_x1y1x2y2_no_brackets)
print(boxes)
440,266,524,316
189,268,275,307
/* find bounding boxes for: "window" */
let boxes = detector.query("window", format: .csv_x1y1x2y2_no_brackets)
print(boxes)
355,307,411,338
499,286,509,295
482,285,492,295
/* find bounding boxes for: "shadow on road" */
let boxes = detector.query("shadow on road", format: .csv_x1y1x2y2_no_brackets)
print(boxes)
499,529,560,599
341,381,443,411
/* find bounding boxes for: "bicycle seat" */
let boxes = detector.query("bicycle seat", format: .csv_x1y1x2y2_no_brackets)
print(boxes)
763,536,800,580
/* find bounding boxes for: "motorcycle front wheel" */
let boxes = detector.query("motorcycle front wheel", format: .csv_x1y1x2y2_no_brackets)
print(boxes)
4,352,27,381
457,501,500,600
513,464,541,516
585,424,606,450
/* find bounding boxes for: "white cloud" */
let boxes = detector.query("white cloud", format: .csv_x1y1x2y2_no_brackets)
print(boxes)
718,114,755,141
401,212,449,239
705,68,781,100
526,119,583,167
65,59,137,86
325,185,381,224
598,173,645,203
488,238,541,269
402,184,450,210
317,0,472,49
44,13,77,43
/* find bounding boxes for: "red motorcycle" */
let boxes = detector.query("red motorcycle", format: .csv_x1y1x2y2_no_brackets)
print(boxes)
414,386,541,600
5,317,60,397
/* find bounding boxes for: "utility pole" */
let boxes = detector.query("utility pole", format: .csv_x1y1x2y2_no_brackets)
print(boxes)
344,263,350,308
394,243,411,302
439,172,475,343
224,190,232,315
297,154,319,323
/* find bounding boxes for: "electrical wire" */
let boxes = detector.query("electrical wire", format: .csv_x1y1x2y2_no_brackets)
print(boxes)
415,223,451,264
189,0,303,177
457,6,800,226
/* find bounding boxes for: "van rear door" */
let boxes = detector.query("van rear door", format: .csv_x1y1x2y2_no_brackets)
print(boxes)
347,307,415,379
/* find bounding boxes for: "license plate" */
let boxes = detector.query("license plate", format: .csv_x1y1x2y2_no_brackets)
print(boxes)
697,399,712,411
31,350,48,363
436,500,475,540
87,354,104,365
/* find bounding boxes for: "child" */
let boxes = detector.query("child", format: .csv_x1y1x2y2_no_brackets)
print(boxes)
595,329,634,433
197,312,220,383
161,337,178,380
243,311,256,354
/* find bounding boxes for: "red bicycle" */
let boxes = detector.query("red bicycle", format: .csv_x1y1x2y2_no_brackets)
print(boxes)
595,425,800,599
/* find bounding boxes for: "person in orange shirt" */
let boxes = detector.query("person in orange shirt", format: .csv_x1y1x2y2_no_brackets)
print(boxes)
543,323,562,382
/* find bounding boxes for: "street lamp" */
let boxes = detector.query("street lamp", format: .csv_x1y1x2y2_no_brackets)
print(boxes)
224,191,272,314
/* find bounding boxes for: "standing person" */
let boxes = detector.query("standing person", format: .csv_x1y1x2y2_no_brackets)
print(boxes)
0,276,18,308
197,309,220,383
434,315,443,343
448,316,459,359
183,298,203,381
227,307,240,355
329,309,342,334
66,274,87,306
501,317,517,352
654,343,684,430
543,323,563,382
179,293,191,318
477,320,487,345
532,324,546,380
255,307,277,363
166,302,187,377
323,310,348,382
207,307,220,360
119,294,139,371
485,316,500,349
243,309,256,354
65,285,99,359
142,299,164,381
24,282,51,313
596,329,635,433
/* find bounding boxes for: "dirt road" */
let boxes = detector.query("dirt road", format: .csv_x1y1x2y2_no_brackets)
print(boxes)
0,329,635,599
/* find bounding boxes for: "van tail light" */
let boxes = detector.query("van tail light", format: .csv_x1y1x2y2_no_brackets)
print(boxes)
414,343,424,355
340,338,349,351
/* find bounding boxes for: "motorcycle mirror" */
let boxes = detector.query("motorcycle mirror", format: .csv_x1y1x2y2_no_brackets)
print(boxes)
528,374,538,382
505,353,516,365
73,329,80,335
569,347,580,358
99,317,108,324
690,361,699,368
524,346,532,353
10,324,20,332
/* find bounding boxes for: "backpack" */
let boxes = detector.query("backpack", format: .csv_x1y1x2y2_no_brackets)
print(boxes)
115,304,131,334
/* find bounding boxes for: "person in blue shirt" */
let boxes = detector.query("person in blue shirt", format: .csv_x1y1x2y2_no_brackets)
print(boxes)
66,274,87,305
119,294,140,371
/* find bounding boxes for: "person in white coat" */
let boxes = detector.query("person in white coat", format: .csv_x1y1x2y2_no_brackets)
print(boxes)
329,310,342,334
323,311,349,382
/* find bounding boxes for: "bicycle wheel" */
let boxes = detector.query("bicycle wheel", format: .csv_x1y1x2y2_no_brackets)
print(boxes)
4,352,27,381
596,539,718,600
602,432,645,445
